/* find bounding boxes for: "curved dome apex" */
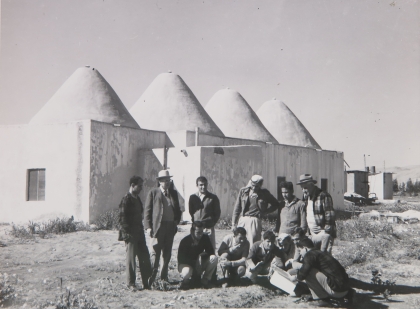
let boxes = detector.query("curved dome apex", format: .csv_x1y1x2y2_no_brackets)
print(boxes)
205,88,277,143
257,99,321,149
30,67,139,129
130,73,224,137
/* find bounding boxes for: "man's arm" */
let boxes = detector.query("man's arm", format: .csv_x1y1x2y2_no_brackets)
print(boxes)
188,195,196,222
172,190,182,224
265,191,281,214
297,252,316,281
144,190,154,231
178,237,195,267
275,200,285,234
217,239,230,256
119,196,131,236
204,235,215,256
272,248,286,270
213,195,221,227
232,190,243,227
299,201,308,233
322,193,335,234
246,243,258,269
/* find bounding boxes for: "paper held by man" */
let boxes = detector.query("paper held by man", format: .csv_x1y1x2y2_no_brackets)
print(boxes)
270,266,297,296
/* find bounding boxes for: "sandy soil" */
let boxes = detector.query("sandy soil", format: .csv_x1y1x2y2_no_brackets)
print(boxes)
1,224,420,309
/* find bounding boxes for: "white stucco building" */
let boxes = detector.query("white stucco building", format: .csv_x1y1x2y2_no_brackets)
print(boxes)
0,67,345,223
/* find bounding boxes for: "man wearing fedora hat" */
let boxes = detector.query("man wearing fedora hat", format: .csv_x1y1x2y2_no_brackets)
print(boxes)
297,174,336,253
232,175,280,247
145,169,182,286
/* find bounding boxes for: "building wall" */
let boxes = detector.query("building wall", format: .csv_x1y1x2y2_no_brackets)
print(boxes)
89,121,170,222
369,172,393,200
195,144,344,218
0,121,91,223
346,171,369,198
200,146,264,218
383,173,393,199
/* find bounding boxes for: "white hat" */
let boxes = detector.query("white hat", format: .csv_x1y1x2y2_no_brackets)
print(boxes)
156,169,173,179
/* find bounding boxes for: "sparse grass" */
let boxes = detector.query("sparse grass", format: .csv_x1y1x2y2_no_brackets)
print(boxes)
93,209,120,231
379,202,420,213
0,273,20,307
336,218,394,241
9,217,91,240
36,290,98,309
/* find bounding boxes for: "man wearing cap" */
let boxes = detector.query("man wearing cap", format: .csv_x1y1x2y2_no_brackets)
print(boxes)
145,169,182,285
275,181,307,236
189,176,221,250
232,175,280,247
297,174,336,253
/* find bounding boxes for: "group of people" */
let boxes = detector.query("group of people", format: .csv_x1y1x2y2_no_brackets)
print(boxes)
118,170,354,305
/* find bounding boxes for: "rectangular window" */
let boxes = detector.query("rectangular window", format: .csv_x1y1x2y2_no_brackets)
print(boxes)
277,176,286,200
27,169,46,201
321,178,328,193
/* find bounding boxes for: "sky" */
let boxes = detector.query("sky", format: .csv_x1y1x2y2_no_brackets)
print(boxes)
1,0,419,170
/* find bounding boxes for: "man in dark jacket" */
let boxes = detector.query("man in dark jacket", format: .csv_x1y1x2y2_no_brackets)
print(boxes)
118,176,152,290
145,170,182,285
178,221,218,290
189,176,221,250
291,238,353,305
232,175,280,247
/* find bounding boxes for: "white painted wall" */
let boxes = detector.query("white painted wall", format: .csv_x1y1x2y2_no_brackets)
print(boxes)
0,121,91,223
369,172,393,200
89,121,170,222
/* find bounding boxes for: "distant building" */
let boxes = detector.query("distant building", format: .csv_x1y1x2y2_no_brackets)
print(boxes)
369,172,393,200
0,67,345,223
346,170,369,198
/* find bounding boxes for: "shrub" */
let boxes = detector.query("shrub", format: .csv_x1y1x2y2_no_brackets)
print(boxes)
93,209,120,230
9,217,91,240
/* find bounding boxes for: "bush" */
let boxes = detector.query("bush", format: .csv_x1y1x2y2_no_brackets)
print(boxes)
9,217,91,240
93,209,120,230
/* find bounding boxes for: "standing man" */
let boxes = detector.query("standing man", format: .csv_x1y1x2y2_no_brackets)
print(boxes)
118,176,152,290
232,175,280,247
275,181,307,236
246,230,286,284
189,176,221,250
218,227,250,286
178,221,218,290
297,174,336,253
145,169,182,285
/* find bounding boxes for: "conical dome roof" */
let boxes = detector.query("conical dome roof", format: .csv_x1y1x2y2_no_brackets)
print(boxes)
30,67,139,128
130,73,224,137
257,99,321,149
205,88,278,143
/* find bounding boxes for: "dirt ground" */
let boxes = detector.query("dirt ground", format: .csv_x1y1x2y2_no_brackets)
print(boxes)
1,220,420,309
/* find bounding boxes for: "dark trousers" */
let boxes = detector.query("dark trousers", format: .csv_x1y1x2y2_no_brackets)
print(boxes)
125,234,152,288
150,221,176,280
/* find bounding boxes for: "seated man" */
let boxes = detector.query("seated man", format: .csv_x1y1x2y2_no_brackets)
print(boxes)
218,227,250,286
178,221,218,290
246,230,286,284
277,233,296,268
290,238,354,305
